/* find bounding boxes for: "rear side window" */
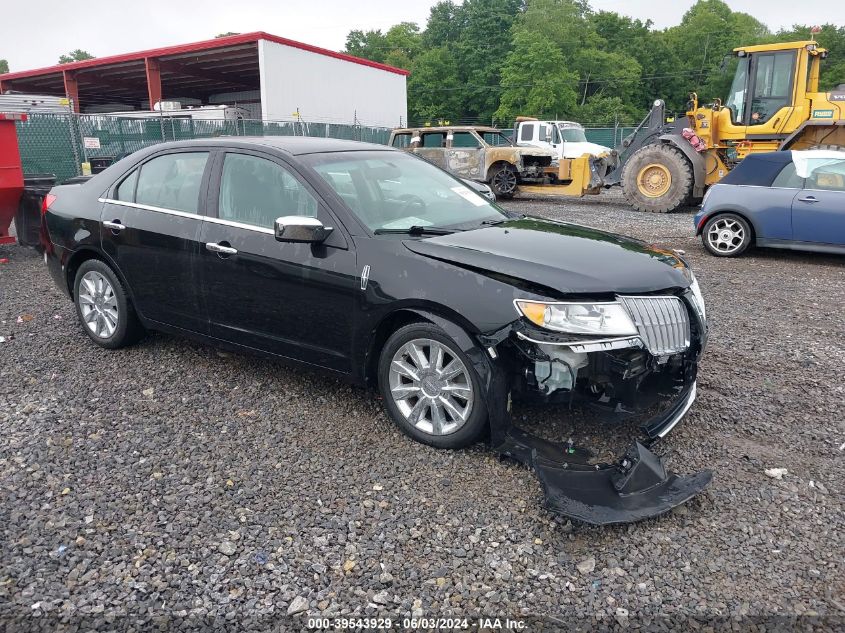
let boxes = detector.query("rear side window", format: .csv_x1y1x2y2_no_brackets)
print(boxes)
772,162,803,188
135,152,209,213
219,153,318,228
520,124,534,141
391,133,412,148
421,133,445,148
116,169,138,201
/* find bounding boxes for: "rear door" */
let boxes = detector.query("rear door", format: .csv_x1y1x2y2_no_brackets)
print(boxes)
100,150,212,333
792,158,845,246
414,132,448,169
198,150,357,371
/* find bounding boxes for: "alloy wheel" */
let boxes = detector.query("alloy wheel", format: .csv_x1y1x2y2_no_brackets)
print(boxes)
388,338,474,436
706,217,746,254
492,168,517,196
78,271,119,338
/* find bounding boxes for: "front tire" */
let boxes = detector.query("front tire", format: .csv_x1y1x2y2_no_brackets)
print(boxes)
701,213,752,257
489,164,518,199
74,259,144,348
378,322,488,449
622,144,693,213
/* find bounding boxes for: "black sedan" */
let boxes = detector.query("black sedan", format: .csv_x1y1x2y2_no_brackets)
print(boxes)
42,137,711,524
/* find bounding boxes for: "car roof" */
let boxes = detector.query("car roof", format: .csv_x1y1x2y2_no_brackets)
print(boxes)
135,136,395,156
392,126,501,134
720,150,845,187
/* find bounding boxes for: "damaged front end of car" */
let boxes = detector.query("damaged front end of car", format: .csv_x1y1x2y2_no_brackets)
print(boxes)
465,287,712,525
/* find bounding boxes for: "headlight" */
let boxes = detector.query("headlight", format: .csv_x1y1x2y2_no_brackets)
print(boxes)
515,300,638,336
689,276,707,321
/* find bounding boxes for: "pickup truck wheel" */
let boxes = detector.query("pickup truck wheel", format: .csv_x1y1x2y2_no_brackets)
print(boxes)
73,259,144,349
378,323,488,449
489,165,518,199
622,144,693,213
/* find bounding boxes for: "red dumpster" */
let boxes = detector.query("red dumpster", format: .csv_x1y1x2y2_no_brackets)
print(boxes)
0,112,27,245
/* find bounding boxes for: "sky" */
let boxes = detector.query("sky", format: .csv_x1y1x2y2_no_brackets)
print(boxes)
1,0,843,73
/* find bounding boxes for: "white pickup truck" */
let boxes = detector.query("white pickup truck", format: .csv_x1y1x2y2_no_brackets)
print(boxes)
513,117,611,161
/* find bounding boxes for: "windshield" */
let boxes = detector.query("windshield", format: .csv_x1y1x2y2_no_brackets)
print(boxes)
725,56,749,124
303,150,506,233
558,125,587,143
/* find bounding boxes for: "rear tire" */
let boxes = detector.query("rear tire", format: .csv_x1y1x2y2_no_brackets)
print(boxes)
701,213,753,257
489,164,518,199
622,144,693,213
378,322,488,449
73,259,144,349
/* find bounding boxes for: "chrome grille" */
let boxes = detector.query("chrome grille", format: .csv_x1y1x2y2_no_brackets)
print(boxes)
620,296,691,356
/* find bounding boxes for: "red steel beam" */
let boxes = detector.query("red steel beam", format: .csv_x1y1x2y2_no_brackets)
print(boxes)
145,57,162,110
63,70,80,112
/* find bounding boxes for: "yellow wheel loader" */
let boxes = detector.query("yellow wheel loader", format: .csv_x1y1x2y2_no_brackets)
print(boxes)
527,39,845,212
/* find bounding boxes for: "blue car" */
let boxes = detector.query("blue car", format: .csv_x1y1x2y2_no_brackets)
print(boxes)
695,150,845,257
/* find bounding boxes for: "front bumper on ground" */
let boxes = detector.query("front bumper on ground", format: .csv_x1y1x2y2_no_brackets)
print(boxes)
472,310,711,526
492,381,711,525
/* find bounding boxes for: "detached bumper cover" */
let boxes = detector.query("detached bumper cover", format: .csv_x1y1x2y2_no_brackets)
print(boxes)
489,378,711,525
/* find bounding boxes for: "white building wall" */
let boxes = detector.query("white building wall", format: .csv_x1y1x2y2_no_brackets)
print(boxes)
258,39,407,128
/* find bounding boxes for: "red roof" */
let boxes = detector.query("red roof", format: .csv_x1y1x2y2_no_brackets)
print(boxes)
0,31,410,80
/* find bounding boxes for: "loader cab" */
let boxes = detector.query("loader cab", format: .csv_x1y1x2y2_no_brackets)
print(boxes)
720,41,826,141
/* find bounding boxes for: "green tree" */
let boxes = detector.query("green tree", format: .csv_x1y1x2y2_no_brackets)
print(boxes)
382,22,423,69
454,0,525,121
344,29,388,63
58,49,95,64
408,47,464,123
495,31,578,122
0,59,8,74
776,24,845,90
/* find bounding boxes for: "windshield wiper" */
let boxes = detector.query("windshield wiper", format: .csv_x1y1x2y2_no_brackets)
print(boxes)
373,225,458,236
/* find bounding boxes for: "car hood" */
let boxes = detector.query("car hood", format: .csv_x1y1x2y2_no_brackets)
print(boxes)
512,147,557,158
403,217,691,296
561,142,612,158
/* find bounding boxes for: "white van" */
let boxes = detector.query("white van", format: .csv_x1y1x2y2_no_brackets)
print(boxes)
514,117,611,161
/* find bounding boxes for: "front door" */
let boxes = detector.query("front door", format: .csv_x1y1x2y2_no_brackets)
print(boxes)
198,150,357,372
446,131,484,179
100,150,211,332
792,157,845,246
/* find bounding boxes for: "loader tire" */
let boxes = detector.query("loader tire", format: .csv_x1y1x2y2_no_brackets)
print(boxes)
622,144,693,213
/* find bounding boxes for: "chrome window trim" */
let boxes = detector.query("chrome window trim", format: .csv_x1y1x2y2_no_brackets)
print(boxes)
98,198,275,235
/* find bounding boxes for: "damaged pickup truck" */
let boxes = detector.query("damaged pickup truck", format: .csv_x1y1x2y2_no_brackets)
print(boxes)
389,126,555,198
44,137,710,525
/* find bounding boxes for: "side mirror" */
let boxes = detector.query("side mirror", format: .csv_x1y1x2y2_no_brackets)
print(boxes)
274,216,333,243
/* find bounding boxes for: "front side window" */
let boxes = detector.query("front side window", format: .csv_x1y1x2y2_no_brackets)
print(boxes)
135,152,209,213
481,132,513,147
304,150,505,232
804,159,845,192
219,153,318,228
451,132,480,148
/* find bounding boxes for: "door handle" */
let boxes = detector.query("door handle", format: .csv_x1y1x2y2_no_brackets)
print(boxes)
797,196,818,203
103,220,126,231
205,242,238,255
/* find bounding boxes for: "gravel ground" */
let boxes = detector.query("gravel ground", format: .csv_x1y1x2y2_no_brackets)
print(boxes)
1,192,843,631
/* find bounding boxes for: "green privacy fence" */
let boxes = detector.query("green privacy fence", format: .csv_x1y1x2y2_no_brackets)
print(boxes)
582,127,638,148
15,113,635,185
15,113,393,184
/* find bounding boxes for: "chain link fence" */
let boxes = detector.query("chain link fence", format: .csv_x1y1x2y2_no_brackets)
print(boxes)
15,112,636,185
15,113,393,184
